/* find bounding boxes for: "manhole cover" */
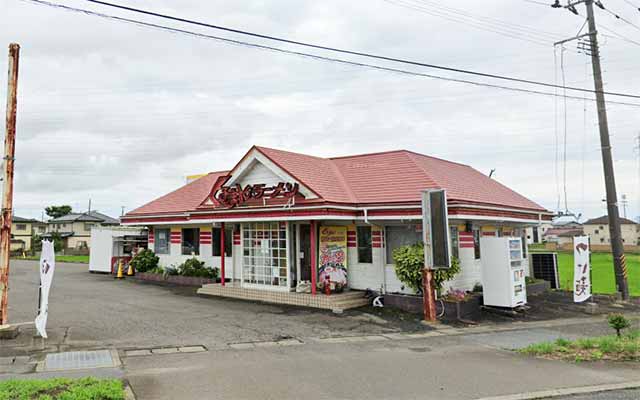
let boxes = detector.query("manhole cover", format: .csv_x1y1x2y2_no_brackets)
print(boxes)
43,350,117,371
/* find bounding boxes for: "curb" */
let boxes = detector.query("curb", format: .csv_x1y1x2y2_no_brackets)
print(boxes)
473,380,640,400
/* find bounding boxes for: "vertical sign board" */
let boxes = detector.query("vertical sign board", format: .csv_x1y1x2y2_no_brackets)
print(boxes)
318,226,348,288
35,240,56,338
573,235,591,303
421,189,450,269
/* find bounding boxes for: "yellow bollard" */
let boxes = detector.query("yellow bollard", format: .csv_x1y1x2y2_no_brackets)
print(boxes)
116,260,124,279
127,262,134,276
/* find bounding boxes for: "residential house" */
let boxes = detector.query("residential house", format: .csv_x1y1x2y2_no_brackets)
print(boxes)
583,215,639,250
122,146,552,303
11,216,46,252
44,211,119,250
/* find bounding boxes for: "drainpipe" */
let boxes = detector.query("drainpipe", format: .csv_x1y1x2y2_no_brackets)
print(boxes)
363,208,369,224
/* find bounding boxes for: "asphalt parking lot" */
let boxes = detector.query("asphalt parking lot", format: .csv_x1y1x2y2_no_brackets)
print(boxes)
5,260,418,353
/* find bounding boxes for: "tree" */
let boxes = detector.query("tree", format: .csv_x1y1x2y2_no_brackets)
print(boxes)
45,205,72,219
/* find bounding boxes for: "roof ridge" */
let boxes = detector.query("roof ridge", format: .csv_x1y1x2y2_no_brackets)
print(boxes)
403,152,442,189
327,159,358,203
329,149,407,160
402,149,471,168
255,146,329,161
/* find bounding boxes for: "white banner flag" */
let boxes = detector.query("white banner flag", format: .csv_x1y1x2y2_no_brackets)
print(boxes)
573,235,591,303
35,240,56,338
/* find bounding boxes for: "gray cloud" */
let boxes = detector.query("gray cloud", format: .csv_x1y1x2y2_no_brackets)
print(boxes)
1,0,639,220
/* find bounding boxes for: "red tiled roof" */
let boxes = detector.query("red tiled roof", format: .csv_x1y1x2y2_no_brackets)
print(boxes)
256,147,356,203
127,171,229,215
124,147,547,218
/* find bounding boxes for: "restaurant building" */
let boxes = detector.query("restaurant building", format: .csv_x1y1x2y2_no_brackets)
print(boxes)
121,146,552,303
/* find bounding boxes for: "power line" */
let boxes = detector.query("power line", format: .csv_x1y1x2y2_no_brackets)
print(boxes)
382,0,557,46
619,0,640,12
20,0,640,109
601,3,640,32
54,0,640,100
522,0,556,5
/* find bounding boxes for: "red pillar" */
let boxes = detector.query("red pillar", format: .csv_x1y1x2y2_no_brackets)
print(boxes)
220,222,225,286
310,220,317,295
423,268,437,322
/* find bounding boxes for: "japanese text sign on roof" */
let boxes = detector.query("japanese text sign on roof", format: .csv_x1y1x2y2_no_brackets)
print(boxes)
215,182,299,208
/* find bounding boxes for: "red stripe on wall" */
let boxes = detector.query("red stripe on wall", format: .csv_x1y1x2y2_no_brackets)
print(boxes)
460,243,475,248
482,232,496,236
372,243,381,248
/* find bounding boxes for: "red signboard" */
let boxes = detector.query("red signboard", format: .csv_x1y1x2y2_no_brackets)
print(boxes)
215,182,299,208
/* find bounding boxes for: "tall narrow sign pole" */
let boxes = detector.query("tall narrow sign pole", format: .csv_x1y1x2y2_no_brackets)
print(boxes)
0,43,20,325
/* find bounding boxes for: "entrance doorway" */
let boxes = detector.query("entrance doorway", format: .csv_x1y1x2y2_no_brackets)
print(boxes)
299,224,311,281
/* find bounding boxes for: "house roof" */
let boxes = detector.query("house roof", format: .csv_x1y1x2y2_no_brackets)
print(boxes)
543,227,584,237
124,146,548,217
48,211,119,225
12,216,39,223
584,215,637,225
127,171,230,216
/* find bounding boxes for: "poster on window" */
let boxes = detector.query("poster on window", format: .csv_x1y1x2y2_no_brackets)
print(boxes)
573,235,591,303
318,226,348,290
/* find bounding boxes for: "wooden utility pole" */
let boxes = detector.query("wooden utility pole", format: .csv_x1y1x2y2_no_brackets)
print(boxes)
0,43,20,325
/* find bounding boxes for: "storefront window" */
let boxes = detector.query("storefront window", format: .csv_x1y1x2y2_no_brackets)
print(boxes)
242,222,288,287
212,227,232,257
385,225,421,264
182,228,200,255
473,227,481,259
154,228,169,254
450,226,459,259
357,226,372,264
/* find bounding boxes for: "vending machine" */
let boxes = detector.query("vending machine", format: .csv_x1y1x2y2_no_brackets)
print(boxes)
480,236,527,308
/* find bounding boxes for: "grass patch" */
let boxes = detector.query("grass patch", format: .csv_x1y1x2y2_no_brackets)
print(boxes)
529,250,640,296
0,377,123,400
12,255,89,264
519,330,640,362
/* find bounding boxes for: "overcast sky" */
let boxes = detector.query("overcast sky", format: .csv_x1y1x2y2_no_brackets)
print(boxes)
1,0,639,221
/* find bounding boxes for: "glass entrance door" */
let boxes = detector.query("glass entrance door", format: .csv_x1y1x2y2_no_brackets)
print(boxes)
241,222,289,289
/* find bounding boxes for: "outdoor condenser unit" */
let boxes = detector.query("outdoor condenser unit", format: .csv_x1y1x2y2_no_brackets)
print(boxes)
480,236,527,308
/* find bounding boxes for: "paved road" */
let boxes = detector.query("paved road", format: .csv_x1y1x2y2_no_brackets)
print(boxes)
5,260,420,353
555,389,640,399
3,260,640,400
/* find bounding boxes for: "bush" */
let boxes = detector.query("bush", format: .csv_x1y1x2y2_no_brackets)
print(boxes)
130,249,159,273
178,258,218,279
608,313,631,338
392,242,460,294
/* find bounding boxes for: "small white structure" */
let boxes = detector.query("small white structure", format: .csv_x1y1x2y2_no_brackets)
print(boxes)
89,226,147,273
480,237,527,308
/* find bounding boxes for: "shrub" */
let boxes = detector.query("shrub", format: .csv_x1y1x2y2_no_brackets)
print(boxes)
608,313,631,338
130,249,159,273
178,258,218,279
392,242,460,294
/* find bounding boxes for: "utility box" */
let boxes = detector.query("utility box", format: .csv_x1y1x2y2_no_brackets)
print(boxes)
480,236,527,308
89,226,147,273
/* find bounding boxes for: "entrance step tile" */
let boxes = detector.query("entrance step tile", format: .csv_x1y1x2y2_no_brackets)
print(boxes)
124,349,152,357
150,347,179,355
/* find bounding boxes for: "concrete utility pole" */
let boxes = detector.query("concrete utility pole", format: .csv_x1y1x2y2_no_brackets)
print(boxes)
584,0,629,300
0,43,20,325
555,0,629,300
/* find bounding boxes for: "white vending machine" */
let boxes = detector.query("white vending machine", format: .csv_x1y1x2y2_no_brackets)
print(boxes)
480,236,527,308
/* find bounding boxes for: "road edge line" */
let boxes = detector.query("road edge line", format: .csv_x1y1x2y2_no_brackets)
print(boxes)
473,380,640,400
